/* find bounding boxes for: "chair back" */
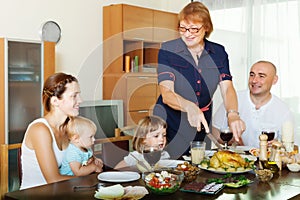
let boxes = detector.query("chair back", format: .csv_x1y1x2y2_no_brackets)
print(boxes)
94,128,133,171
101,140,130,171
0,143,22,200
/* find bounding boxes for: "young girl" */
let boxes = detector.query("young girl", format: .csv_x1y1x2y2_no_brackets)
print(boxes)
60,116,103,176
114,115,170,169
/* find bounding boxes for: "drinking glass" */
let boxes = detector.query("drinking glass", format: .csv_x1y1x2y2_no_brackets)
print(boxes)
220,127,233,149
190,141,206,165
142,144,162,171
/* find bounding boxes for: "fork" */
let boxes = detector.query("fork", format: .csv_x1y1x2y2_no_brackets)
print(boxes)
130,154,151,172
73,183,105,191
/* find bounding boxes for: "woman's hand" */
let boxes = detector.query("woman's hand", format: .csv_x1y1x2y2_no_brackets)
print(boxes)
227,113,246,143
186,103,209,133
159,81,209,133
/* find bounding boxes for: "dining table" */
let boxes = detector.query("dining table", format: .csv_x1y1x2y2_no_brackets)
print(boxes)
4,163,300,200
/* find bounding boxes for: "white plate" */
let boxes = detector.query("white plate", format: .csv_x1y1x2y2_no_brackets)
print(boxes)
242,154,257,161
198,166,253,174
182,150,217,161
97,171,140,183
157,160,185,168
229,146,254,152
205,150,217,157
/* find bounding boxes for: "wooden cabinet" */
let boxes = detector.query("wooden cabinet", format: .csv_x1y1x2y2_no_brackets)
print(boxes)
123,4,153,41
0,38,55,145
153,10,179,42
103,4,178,125
108,73,159,125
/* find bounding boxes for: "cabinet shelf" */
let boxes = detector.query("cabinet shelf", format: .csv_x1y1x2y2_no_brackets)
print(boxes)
103,4,178,125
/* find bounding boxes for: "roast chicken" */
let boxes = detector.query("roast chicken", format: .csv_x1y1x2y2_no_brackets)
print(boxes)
210,150,247,168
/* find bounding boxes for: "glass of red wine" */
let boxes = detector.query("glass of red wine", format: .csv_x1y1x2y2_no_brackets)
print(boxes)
142,144,162,171
220,127,233,149
261,130,275,141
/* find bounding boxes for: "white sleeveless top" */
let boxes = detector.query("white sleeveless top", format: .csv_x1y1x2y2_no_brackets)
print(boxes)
20,118,66,190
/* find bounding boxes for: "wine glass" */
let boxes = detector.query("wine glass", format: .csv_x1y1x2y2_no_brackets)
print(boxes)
261,130,275,141
142,144,162,171
220,127,233,149
262,129,276,152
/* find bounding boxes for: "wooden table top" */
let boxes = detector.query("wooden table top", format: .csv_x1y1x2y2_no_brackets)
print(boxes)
5,166,300,200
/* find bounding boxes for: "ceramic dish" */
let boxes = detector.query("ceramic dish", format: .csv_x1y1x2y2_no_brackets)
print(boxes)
198,155,256,174
97,171,140,182
223,180,253,188
198,166,253,174
229,146,254,153
207,173,253,188
287,163,300,172
180,182,224,194
157,160,185,168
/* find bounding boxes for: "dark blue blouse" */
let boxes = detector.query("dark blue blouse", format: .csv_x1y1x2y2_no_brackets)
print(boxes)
153,38,232,158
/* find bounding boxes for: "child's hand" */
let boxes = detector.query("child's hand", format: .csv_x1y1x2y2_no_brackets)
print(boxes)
87,157,94,165
94,158,103,172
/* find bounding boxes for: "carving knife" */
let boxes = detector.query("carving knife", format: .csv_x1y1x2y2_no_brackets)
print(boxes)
206,132,223,150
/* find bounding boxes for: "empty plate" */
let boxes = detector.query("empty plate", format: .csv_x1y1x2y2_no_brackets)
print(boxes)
97,171,140,183
157,160,185,168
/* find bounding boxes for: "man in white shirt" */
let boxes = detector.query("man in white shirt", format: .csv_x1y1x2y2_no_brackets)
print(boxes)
212,60,295,148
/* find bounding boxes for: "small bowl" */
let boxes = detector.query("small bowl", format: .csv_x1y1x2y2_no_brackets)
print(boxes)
255,169,273,182
287,163,300,172
176,161,200,182
142,168,184,195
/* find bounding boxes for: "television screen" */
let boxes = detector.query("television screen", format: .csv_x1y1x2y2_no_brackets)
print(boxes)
79,100,124,139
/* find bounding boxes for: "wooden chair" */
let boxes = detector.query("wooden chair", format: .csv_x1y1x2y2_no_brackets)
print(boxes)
94,127,135,171
0,143,22,200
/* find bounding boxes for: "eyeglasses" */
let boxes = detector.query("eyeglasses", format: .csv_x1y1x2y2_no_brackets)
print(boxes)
178,26,203,33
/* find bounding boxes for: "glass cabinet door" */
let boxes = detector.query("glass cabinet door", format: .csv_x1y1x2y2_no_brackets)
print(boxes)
7,41,42,144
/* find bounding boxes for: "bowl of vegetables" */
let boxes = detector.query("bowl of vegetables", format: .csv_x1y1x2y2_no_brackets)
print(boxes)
142,168,184,195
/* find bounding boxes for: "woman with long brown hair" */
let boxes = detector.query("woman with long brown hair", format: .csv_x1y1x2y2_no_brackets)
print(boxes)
20,72,103,189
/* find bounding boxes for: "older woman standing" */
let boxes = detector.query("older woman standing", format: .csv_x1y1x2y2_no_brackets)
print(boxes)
20,72,103,189
153,2,245,158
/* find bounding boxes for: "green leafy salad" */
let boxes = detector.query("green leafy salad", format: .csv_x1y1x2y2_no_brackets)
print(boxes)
207,173,253,188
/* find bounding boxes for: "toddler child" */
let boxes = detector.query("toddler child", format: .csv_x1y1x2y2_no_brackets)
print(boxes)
114,115,170,169
60,116,103,176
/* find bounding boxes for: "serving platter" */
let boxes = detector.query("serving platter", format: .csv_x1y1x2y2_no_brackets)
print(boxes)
97,171,140,183
198,155,256,174
198,166,253,174
180,182,224,194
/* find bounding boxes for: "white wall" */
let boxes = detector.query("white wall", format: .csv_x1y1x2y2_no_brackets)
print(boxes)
0,0,189,100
